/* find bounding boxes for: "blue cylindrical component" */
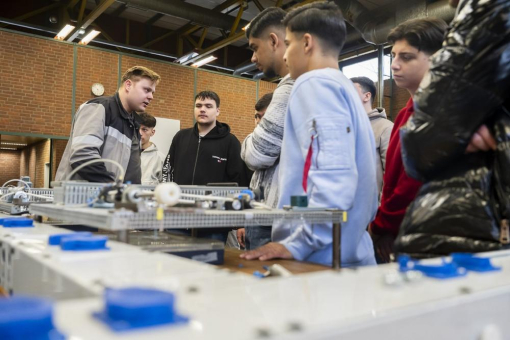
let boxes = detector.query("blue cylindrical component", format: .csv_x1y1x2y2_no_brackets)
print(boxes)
0,296,65,340
106,288,176,322
60,236,108,251
48,232,93,246
1,218,34,228
239,189,254,199
93,287,188,332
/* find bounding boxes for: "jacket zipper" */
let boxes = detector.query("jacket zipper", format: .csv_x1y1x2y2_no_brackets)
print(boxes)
191,136,202,185
311,119,319,168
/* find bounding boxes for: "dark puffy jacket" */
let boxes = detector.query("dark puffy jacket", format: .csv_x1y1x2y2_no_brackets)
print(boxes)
395,0,510,257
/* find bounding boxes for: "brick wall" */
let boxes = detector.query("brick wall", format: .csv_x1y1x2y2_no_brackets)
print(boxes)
19,147,36,186
0,150,21,187
34,140,51,188
19,140,50,187
51,139,68,181
196,70,257,142
0,29,285,147
0,31,73,136
373,79,411,122
259,80,278,99
75,47,119,112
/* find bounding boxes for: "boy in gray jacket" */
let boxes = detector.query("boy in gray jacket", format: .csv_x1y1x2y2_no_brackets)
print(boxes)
139,113,164,185
351,76,393,197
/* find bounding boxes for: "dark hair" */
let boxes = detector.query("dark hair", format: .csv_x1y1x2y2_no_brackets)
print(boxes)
195,90,220,107
255,93,273,112
139,112,157,128
387,18,447,55
351,76,376,105
283,2,346,54
246,7,286,39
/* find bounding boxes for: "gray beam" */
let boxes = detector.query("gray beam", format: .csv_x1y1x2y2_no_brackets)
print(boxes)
120,0,249,31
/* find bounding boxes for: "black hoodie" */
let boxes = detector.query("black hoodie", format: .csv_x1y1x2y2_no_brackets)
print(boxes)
162,121,248,186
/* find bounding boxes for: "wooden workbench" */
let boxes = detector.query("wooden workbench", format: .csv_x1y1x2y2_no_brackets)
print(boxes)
220,248,331,275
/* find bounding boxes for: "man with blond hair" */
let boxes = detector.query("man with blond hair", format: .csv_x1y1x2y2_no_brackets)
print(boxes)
56,66,161,183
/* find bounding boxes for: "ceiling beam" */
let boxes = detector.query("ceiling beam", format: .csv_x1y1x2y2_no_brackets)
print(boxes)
111,3,127,16
92,23,123,52
66,0,81,9
77,0,87,23
252,0,265,12
141,0,242,49
184,0,321,66
183,34,198,48
0,2,63,28
229,6,244,37
66,0,116,42
198,27,208,49
184,31,244,65
145,13,164,25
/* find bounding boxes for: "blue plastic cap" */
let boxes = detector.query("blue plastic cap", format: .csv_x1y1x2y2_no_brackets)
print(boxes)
413,262,466,279
451,253,501,272
60,235,109,251
0,296,65,340
2,218,34,228
253,271,265,278
93,287,188,332
397,255,411,272
398,255,467,279
239,189,254,199
48,232,92,246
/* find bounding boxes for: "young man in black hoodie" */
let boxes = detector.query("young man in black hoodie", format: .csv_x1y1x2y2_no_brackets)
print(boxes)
162,90,247,242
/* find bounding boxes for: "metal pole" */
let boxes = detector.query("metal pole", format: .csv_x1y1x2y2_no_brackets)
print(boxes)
117,230,129,243
332,222,341,270
377,44,385,108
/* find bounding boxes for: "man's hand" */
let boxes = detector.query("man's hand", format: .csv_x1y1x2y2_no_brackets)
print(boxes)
239,242,293,261
237,228,246,248
368,224,394,263
466,125,497,153
373,234,394,263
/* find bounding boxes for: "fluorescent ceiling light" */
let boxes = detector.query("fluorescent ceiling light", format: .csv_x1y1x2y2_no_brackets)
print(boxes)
0,147,17,151
191,56,217,68
175,51,199,64
54,24,75,40
242,24,250,31
1,142,27,146
79,30,100,45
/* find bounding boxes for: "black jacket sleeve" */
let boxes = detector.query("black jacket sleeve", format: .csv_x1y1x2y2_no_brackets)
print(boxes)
400,0,510,181
162,134,177,182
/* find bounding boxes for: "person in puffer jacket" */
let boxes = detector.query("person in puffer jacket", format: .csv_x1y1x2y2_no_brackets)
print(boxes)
395,0,510,257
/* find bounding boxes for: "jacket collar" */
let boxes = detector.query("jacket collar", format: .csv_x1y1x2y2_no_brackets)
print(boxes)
115,92,141,127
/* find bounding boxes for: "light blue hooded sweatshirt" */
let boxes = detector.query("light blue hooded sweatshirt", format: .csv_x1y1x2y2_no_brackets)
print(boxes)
273,68,378,267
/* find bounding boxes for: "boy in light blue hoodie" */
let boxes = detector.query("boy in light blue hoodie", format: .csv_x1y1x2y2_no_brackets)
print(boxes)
241,1,378,267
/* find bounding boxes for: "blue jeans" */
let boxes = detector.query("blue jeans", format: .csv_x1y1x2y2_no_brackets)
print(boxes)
245,226,272,250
